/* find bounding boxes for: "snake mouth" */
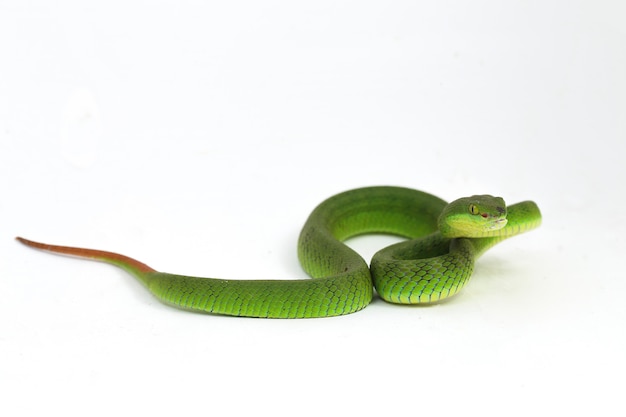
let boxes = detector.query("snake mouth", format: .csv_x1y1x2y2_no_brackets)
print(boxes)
489,218,508,230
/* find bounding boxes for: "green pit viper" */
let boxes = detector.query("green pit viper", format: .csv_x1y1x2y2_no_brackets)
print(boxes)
17,186,541,318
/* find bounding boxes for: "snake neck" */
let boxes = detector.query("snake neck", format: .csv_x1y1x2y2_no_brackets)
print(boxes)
437,213,455,238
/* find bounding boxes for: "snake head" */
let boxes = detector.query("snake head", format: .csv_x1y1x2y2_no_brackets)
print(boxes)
438,195,508,238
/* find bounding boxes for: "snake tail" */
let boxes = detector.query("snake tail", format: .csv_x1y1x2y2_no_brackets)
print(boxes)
15,237,155,283
15,235,372,318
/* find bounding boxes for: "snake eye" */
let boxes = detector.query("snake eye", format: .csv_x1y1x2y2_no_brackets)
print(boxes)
469,204,479,215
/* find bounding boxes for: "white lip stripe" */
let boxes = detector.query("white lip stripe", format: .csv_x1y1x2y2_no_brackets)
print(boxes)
488,219,508,230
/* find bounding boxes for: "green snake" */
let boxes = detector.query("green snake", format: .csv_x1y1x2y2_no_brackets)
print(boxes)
17,186,541,318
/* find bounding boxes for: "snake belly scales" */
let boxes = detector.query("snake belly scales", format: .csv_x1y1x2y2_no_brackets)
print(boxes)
17,186,541,318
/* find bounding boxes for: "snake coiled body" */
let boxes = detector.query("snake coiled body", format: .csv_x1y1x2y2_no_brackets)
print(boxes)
17,186,541,318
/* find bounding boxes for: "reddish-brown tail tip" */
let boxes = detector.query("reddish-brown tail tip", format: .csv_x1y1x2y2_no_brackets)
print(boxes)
16,236,156,274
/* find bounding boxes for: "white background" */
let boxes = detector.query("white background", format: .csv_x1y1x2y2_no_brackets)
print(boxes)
1,1,625,416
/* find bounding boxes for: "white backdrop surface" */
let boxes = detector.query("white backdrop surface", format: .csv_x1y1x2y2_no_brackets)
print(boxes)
1,1,624,416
